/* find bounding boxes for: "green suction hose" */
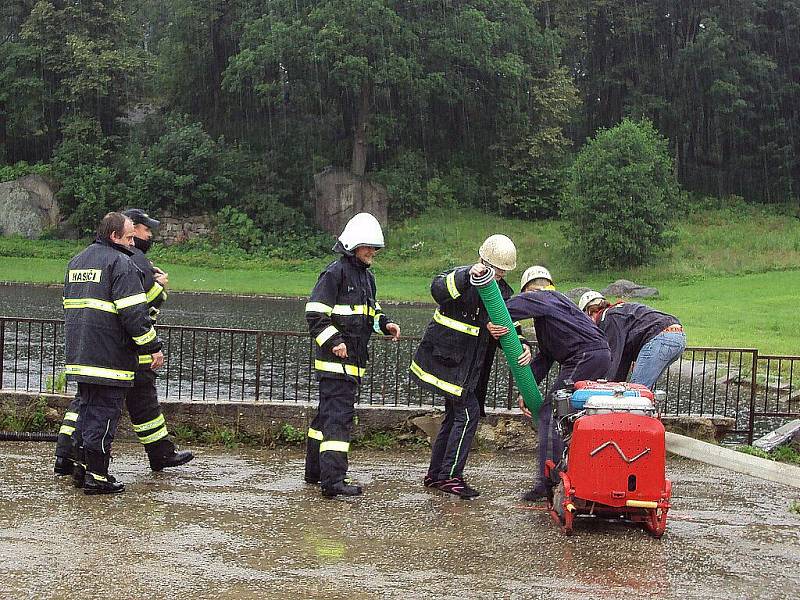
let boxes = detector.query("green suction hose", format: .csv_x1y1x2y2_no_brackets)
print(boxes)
472,268,544,414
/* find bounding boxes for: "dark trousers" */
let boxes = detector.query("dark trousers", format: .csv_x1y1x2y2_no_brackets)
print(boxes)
535,348,612,488
427,390,481,481
56,369,173,461
305,377,358,488
75,382,125,458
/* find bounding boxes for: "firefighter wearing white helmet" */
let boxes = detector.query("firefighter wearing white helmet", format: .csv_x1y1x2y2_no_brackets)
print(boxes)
578,290,605,312
305,212,400,498
411,234,532,499
520,265,553,292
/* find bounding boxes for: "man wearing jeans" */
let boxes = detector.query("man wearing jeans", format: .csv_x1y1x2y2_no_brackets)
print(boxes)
578,291,687,389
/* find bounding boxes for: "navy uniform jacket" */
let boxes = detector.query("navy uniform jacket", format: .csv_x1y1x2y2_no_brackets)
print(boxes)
129,246,168,369
305,252,393,383
506,290,609,383
597,302,680,382
63,238,163,387
411,266,523,409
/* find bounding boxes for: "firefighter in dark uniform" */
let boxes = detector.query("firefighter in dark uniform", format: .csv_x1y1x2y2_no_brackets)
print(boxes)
499,266,612,501
411,235,531,499
578,290,686,389
61,212,164,494
304,213,401,498
54,210,193,475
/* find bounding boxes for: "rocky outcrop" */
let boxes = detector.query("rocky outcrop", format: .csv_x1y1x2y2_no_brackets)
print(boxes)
155,213,212,246
564,287,591,304
601,279,659,298
313,167,388,236
0,175,60,238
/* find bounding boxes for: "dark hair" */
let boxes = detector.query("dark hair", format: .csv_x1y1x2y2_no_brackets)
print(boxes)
96,212,130,241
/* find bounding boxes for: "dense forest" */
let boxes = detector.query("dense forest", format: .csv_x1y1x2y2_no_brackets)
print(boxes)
1,1,798,241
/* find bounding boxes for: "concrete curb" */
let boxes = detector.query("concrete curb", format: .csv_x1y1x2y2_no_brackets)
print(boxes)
666,432,800,490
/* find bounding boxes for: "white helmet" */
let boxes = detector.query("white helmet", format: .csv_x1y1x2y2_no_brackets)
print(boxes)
479,234,517,271
578,290,606,312
338,212,385,251
520,265,553,290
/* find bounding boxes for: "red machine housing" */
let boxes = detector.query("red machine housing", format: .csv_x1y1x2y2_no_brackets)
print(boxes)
546,382,671,537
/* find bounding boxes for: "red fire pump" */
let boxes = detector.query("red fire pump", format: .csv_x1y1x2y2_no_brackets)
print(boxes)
545,381,672,537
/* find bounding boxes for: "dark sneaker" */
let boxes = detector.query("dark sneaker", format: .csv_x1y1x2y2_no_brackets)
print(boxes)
423,474,437,488
522,486,549,502
304,475,321,484
433,477,480,499
54,456,74,476
321,481,363,498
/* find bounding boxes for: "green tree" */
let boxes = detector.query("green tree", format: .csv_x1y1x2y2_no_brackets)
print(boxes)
562,118,680,268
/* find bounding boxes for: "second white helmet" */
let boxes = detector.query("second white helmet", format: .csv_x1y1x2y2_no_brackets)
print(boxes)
578,290,606,312
479,234,517,271
338,212,385,251
520,265,553,290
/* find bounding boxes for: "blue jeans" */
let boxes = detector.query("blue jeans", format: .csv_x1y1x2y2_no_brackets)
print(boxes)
630,332,687,389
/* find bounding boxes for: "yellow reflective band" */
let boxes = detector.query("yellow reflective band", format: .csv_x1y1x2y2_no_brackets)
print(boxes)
626,500,658,509
320,441,350,453
63,298,118,313
68,269,102,283
305,302,333,315
446,271,460,299
307,428,324,441
331,304,376,317
88,472,108,482
314,360,366,377
59,425,75,436
146,282,164,303
65,364,134,381
115,293,148,310
375,302,382,311
315,325,340,347
410,361,463,397
139,426,169,445
64,412,79,422
433,309,480,336
132,327,157,346
132,413,165,433
138,354,153,364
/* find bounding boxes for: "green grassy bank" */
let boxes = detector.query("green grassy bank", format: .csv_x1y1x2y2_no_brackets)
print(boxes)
1,204,799,353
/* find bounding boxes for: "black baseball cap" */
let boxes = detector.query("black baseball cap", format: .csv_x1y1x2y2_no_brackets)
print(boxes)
122,208,160,230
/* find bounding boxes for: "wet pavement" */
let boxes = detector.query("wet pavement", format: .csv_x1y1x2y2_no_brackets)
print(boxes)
0,444,798,600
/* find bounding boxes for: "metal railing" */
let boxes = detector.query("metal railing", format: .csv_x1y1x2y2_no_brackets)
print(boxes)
2,316,798,443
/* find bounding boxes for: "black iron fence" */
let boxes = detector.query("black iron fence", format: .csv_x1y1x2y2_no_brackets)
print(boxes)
2,317,798,443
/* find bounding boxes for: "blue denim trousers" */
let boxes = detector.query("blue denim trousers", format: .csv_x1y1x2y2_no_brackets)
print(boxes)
630,331,687,389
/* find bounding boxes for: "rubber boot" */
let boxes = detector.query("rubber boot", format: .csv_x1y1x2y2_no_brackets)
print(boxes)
146,438,194,471
54,456,74,476
321,480,362,498
83,450,124,495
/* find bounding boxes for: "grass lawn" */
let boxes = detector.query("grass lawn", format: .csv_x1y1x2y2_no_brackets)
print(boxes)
1,203,798,353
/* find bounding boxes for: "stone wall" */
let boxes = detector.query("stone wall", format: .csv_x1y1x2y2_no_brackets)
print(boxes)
0,175,60,239
155,213,212,246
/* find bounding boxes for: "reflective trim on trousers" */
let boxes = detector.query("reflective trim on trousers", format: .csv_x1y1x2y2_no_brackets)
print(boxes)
138,426,169,445
433,309,479,336
65,364,134,381
410,361,463,397
64,412,79,422
132,413,165,433
59,425,75,436
314,359,365,378
320,440,350,453
307,428,324,441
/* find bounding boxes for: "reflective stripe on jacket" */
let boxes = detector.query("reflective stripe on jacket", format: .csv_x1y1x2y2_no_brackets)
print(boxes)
305,254,393,382
64,238,163,387
410,265,521,406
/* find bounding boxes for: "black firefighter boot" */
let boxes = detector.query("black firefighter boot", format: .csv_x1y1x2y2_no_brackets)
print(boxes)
146,438,194,471
83,450,124,495
71,447,87,489
54,455,74,476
